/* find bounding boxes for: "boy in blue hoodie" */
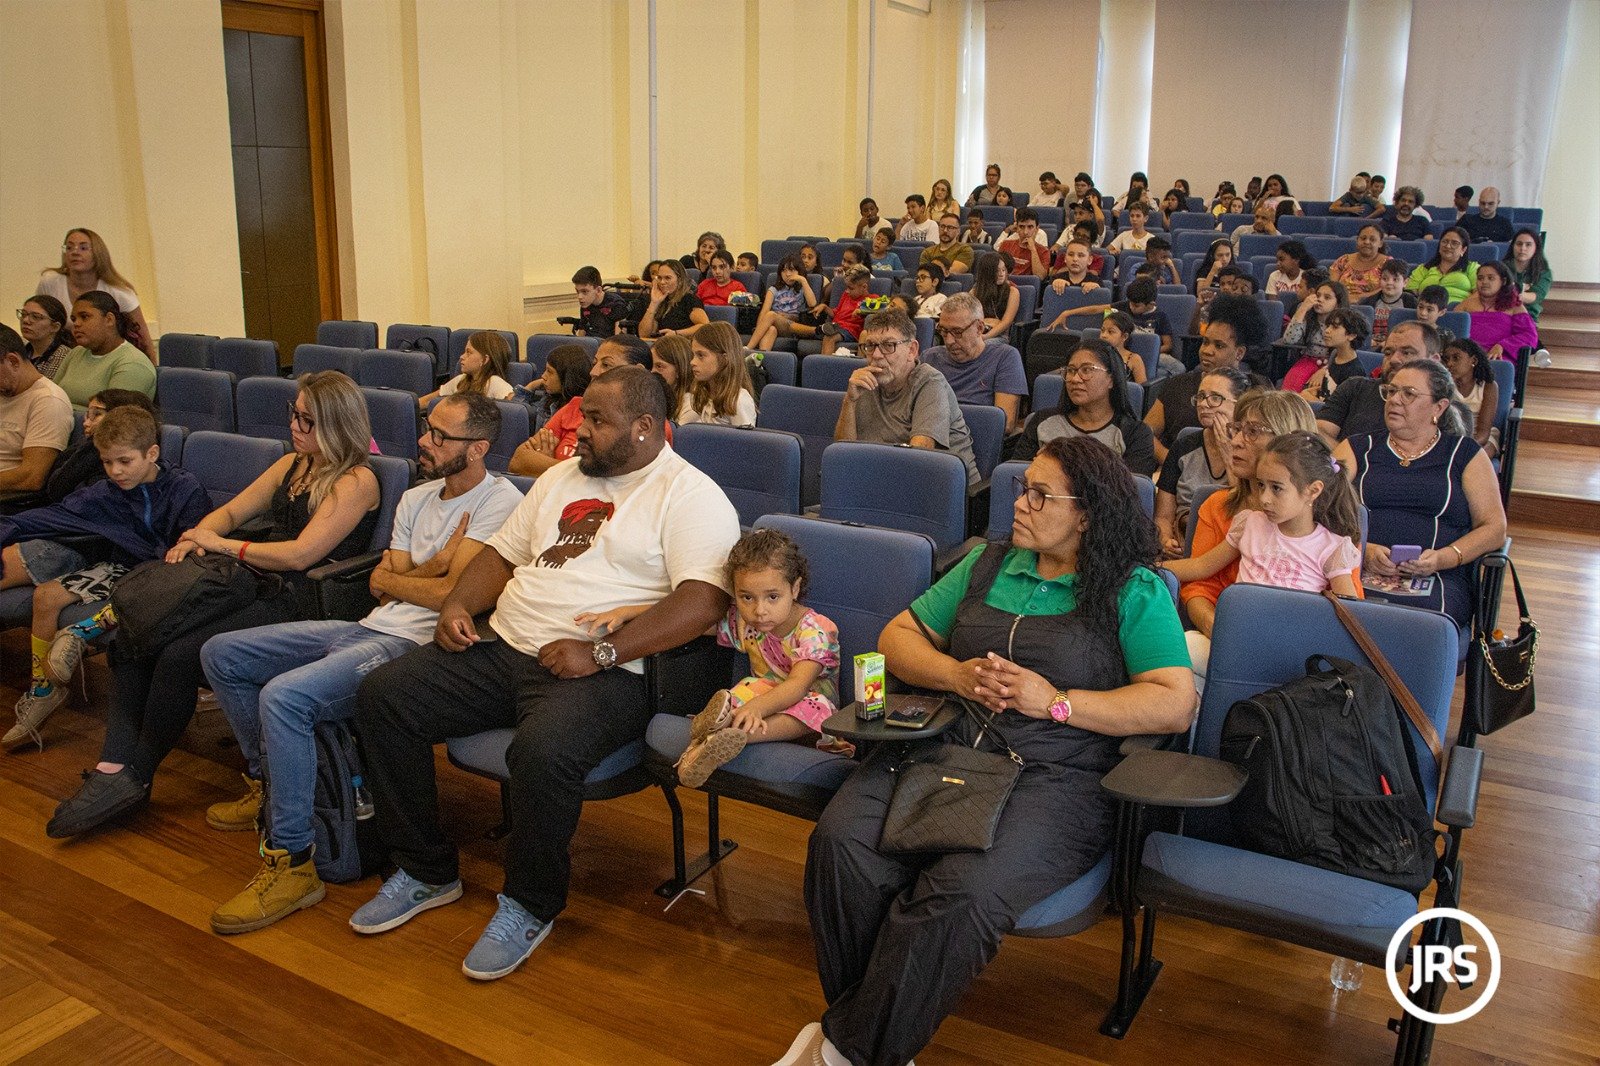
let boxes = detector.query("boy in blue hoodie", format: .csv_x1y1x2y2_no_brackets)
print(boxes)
1,407,209,748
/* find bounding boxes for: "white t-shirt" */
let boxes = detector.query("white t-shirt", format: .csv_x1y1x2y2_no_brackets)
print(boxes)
361,473,526,644
36,272,140,312
915,292,948,319
485,446,740,673
1107,230,1152,253
438,373,516,401
0,375,73,471
678,389,756,428
897,218,939,242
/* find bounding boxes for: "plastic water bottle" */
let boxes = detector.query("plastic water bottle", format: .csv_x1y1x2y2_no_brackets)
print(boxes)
1531,347,1553,368
352,774,375,820
1330,957,1364,992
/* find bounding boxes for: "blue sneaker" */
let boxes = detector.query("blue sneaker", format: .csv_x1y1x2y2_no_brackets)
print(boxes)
348,869,463,934
461,894,552,980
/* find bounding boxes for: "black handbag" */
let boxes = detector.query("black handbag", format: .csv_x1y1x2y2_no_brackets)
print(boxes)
1468,559,1537,735
879,699,1023,855
110,554,280,659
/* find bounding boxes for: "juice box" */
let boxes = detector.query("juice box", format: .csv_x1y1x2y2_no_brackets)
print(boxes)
854,652,886,719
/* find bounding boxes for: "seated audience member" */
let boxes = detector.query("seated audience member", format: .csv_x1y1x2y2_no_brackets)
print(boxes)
921,293,1026,432
910,262,949,319
834,308,978,487
1158,188,1185,227
1067,172,1106,227
750,256,827,350
1143,237,1182,286
735,251,760,273
1097,309,1148,384
17,295,74,380
511,343,595,477
1266,240,1315,298
962,212,994,248
920,214,974,275
966,163,1005,206
1329,175,1384,216
1034,171,1066,208
1455,261,1538,362
897,195,939,242
1332,359,1506,631
1442,338,1501,456
1329,224,1389,300
1255,173,1302,216
1145,294,1269,463
419,330,515,410
570,266,627,337
1452,185,1474,218
0,326,74,499
928,179,959,221
799,243,825,281
1282,278,1351,388
823,244,868,305
680,232,725,278
680,321,757,426
1046,238,1104,300
1194,238,1236,299
822,265,873,354
1361,258,1417,345
1384,186,1432,241
38,228,153,357
1503,228,1552,320
53,292,156,409
1369,175,1387,203
639,259,710,339
1244,176,1264,202
996,208,1051,278
1316,320,1439,441
349,367,738,978
45,389,155,503
1459,186,1514,244
649,334,693,417
1188,266,1257,338
1209,179,1236,212
1,407,208,749
1113,172,1155,215
1407,228,1477,304
854,198,891,240
1298,307,1371,402
1107,202,1155,253
868,228,904,273
694,249,747,306
1231,201,1280,248
198,394,523,935
972,251,1020,341
1153,365,1249,555
1059,276,1175,356
781,435,1193,1066
43,371,381,840
1013,339,1157,475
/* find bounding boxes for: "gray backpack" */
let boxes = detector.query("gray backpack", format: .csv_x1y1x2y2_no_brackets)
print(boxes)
261,720,383,883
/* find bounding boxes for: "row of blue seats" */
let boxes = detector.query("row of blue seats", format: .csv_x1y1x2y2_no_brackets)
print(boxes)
159,324,518,381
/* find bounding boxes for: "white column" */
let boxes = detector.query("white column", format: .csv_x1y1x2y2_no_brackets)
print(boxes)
1541,0,1600,282
1331,0,1412,198
1094,0,1154,186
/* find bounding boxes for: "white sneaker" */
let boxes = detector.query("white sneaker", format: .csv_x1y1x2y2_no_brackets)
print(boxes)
772,1023,826,1066
4,684,68,750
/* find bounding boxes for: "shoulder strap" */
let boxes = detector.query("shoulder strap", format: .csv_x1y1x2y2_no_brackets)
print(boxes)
1322,591,1444,772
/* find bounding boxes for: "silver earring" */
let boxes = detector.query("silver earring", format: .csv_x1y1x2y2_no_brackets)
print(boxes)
638,435,645,441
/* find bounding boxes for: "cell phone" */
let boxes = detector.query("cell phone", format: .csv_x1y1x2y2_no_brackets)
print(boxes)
884,695,946,729
1390,545,1423,565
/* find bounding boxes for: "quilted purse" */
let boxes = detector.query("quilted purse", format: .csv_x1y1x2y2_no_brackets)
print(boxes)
878,698,1023,854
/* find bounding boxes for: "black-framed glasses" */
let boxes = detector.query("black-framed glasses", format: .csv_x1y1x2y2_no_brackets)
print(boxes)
424,422,492,447
859,338,908,357
935,320,982,341
1191,390,1232,408
1013,475,1080,512
1222,421,1273,442
286,402,315,432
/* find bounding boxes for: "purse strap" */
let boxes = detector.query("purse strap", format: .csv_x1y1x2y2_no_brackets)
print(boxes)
1322,591,1445,774
1500,557,1532,627
907,608,1025,767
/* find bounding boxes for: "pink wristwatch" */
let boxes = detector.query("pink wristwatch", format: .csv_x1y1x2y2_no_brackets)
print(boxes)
1047,691,1073,723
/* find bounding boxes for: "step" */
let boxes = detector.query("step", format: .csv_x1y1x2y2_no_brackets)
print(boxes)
1527,347,1600,390
1521,385,1600,446
1507,440,1600,526
1537,318,1600,350
1542,296,1600,321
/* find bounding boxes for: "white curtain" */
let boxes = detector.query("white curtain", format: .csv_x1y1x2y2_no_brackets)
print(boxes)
1397,0,1572,207
953,0,988,196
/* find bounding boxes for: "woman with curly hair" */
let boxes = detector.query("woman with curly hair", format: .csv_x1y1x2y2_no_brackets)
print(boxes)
782,435,1196,1066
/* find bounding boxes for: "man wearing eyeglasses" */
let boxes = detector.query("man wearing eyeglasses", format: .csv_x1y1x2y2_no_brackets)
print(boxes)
1316,320,1441,443
920,293,1026,432
835,307,980,487
197,393,525,937
1143,294,1270,463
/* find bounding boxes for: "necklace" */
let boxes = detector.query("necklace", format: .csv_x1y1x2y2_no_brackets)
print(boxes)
1390,430,1440,467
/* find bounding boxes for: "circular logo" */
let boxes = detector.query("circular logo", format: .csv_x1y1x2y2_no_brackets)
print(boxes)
1384,907,1501,1025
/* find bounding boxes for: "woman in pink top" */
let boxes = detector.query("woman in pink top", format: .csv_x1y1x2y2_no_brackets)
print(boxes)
1456,261,1538,361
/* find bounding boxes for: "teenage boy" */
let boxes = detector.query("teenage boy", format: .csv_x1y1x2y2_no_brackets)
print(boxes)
1143,237,1183,286
1452,186,1474,219
1360,258,1417,345
897,196,939,242
961,213,993,247
1107,202,1154,253
1034,172,1065,208
572,266,627,337
854,198,891,240
0,407,209,748
1046,237,1103,296
995,208,1050,278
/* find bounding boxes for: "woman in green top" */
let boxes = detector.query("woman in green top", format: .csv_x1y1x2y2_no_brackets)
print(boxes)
1405,226,1478,305
54,292,157,408
1503,228,1553,320
788,436,1195,1066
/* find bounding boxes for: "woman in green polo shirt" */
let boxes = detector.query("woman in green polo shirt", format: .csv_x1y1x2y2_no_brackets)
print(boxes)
787,436,1196,1066
52,292,156,410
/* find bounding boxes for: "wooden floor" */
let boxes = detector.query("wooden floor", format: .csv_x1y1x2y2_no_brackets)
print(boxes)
3,523,1599,1065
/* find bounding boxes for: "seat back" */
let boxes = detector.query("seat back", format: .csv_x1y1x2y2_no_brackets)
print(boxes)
1156,294,1197,336
1032,371,1063,414
356,349,434,395
155,367,235,433
1040,287,1110,327
1277,216,1324,235
157,333,216,369
485,400,530,472
704,304,738,326
1303,235,1353,263
384,323,451,378
987,460,1028,537
525,333,600,375
959,403,1006,480
506,362,539,391
182,430,285,509
753,515,933,697
1133,473,1155,519
758,349,797,389
1258,298,1286,343
235,376,300,442
1237,233,1292,260
674,423,803,526
1324,216,1371,237
755,385,844,507
211,338,279,380
760,239,805,265
819,441,967,555
1386,240,1428,266
1127,332,1161,379
801,354,866,391
292,343,359,378
361,387,420,459
1355,349,1382,375
1436,311,1470,338
367,454,414,551
1169,212,1216,231
1175,230,1225,258
157,423,187,465
316,320,378,349
449,329,518,378
1489,357,1515,433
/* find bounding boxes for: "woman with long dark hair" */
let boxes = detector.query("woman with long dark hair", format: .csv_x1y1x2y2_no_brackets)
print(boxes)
15,294,75,379
1012,339,1157,475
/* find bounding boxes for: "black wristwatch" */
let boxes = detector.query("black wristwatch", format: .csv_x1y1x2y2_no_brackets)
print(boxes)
591,640,618,670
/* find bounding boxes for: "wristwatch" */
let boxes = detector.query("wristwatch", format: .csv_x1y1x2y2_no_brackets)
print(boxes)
1047,691,1073,723
591,640,618,670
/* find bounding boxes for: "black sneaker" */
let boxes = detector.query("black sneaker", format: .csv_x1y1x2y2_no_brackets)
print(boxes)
45,768,148,839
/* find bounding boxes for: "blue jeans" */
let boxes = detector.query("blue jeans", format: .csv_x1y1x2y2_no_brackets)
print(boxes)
201,620,417,853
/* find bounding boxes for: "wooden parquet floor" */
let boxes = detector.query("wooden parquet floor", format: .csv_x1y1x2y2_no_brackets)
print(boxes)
1,521,1597,1065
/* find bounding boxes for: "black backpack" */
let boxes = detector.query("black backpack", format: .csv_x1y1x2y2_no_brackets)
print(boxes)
744,352,771,400
111,555,278,660
1220,653,1438,894
261,719,384,884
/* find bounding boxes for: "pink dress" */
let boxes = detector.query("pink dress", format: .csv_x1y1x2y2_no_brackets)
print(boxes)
1466,310,1538,359
1226,510,1359,592
715,606,841,732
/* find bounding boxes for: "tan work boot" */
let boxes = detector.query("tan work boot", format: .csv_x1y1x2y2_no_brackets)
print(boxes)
206,774,263,832
211,845,325,935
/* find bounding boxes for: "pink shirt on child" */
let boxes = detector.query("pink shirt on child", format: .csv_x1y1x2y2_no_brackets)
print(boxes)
1226,510,1359,592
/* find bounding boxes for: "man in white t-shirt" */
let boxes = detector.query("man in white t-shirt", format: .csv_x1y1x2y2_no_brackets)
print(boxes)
197,393,525,935
0,326,73,502
351,366,739,979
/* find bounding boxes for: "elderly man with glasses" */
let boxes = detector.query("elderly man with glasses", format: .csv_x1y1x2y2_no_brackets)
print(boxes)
195,392,525,937
920,292,1027,432
1317,320,1442,443
834,307,979,486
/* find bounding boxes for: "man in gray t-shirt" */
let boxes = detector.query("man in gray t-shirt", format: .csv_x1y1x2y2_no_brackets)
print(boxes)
834,307,979,487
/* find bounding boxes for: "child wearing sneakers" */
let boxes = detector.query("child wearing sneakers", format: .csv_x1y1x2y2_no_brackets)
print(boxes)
0,407,209,749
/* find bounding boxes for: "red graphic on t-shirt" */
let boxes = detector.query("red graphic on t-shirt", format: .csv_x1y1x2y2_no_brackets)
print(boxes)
535,498,614,568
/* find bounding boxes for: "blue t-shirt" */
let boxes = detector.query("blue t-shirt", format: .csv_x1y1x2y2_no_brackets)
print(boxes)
920,341,1027,405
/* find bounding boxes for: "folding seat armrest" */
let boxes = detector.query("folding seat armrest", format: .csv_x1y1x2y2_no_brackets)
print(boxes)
644,634,736,718
305,550,386,584
1436,745,1483,830
1100,748,1246,808
306,550,385,621
1117,731,1187,756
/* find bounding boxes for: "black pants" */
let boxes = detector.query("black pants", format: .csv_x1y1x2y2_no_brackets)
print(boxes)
102,595,297,784
804,719,1113,1066
356,638,648,922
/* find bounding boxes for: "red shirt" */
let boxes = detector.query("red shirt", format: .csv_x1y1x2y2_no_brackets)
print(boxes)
695,277,747,306
835,292,867,339
997,237,1050,276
